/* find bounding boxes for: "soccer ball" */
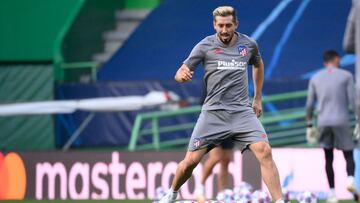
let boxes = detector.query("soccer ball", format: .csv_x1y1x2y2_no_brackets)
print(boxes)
233,184,252,202
216,191,225,201
234,181,254,193
233,189,252,203
216,189,234,201
297,191,317,203
252,190,271,203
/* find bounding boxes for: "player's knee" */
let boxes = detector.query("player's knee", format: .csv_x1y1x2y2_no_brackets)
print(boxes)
211,155,222,163
256,143,273,161
220,156,231,165
182,157,200,170
219,160,230,170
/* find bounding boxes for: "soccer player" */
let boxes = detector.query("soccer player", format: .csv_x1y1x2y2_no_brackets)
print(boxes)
159,6,283,203
194,139,234,202
306,50,356,203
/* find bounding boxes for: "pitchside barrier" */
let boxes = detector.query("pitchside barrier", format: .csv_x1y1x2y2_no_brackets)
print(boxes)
128,90,356,151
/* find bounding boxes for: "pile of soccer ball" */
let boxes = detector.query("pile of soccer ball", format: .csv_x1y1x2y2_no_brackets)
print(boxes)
214,182,269,203
296,191,318,203
156,181,318,203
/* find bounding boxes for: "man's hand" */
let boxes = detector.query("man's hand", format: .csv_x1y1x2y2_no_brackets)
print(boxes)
252,98,262,118
306,127,317,145
175,65,194,83
305,122,317,145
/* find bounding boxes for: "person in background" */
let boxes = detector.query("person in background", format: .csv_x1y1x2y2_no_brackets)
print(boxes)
306,50,356,203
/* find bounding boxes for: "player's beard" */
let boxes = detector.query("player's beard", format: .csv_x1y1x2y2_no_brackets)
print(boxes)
218,32,233,44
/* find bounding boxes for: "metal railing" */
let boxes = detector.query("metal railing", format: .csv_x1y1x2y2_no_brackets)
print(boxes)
128,90,310,151
61,61,99,81
53,0,85,82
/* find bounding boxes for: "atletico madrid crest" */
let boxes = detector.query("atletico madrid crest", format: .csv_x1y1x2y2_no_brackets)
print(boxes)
193,138,203,148
238,46,248,57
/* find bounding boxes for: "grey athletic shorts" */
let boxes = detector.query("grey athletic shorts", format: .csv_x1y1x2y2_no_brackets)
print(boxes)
318,125,355,151
188,109,268,152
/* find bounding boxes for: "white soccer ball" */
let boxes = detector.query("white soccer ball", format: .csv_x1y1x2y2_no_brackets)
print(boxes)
216,191,225,201
233,186,252,202
252,190,271,203
297,191,317,203
233,189,252,203
216,189,234,201
224,189,235,201
234,181,254,193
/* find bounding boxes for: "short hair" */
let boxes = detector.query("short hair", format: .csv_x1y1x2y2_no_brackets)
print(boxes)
213,6,237,23
323,49,340,63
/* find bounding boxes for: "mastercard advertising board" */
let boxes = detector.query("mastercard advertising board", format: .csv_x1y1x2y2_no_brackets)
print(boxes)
0,149,352,200
0,151,248,200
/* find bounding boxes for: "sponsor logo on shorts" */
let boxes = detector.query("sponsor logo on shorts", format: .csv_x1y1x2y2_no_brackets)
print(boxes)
261,134,267,138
